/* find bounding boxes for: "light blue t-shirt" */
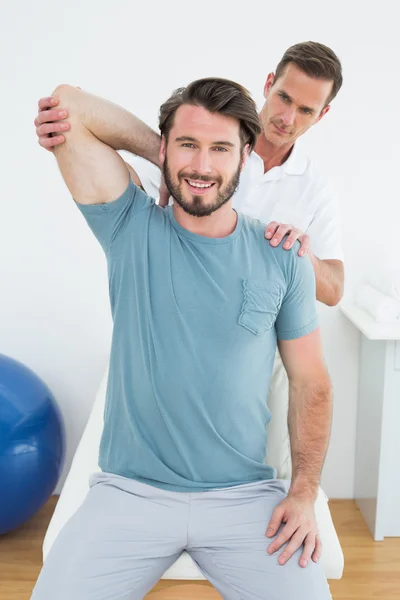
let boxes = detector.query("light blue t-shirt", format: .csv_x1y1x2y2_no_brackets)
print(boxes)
77,179,318,492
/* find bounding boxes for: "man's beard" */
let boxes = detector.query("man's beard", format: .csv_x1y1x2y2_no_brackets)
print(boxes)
163,157,241,217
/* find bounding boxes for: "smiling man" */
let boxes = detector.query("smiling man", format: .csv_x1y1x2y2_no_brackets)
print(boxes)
162,126,241,218
32,78,333,600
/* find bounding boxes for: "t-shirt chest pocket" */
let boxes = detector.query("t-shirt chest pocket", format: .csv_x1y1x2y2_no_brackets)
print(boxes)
238,279,283,335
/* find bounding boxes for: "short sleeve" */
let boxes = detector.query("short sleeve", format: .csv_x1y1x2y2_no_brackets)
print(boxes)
307,185,344,261
275,245,319,340
75,178,155,253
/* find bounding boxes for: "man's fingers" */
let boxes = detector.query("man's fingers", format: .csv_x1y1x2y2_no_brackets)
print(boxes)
282,229,302,249
311,534,323,562
36,109,69,126
264,221,280,240
269,224,293,246
267,522,296,554
35,99,69,152
277,528,309,565
298,532,317,567
38,96,58,111
265,506,285,537
36,121,70,137
38,135,65,149
297,234,310,256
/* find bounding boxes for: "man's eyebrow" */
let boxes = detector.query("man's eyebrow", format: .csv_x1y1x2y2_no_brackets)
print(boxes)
175,136,235,147
278,89,316,113
213,140,235,147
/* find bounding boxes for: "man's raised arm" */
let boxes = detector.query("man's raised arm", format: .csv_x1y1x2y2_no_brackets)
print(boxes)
45,85,161,205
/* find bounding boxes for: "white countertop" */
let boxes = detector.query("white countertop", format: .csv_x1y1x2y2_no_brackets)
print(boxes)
340,301,400,340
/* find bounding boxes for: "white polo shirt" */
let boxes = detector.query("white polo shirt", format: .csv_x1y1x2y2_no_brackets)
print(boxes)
122,143,343,262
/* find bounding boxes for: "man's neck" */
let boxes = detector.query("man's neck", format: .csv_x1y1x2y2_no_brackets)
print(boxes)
172,202,238,238
254,133,294,174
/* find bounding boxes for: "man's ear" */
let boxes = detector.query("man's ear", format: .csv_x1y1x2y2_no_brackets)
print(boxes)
159,135,167,166
263,72,275,99
315,104,331,125
240,144,251,170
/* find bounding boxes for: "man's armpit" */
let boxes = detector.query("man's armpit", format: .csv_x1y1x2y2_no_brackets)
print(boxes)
125,162,145,191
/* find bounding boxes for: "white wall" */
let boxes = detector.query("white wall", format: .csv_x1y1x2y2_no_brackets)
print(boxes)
1,0,399,498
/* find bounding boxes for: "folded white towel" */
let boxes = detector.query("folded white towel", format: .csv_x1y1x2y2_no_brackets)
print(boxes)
367,268,400,303
355,283,400,323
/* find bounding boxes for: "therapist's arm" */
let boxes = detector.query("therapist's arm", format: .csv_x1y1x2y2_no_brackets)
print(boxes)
309,255,344,307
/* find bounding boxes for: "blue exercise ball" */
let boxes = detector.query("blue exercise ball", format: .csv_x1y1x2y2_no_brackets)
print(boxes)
0,354,65,535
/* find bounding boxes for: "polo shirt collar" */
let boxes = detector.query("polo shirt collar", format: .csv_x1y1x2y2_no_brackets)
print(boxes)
251,142,309,181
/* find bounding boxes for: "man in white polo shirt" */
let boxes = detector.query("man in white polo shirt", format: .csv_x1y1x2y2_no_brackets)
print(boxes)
35,40,344,480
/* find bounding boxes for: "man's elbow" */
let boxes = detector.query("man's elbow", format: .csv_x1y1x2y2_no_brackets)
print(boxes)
290,371,332,403
326,282,344,306
324,267,345,306
50,85,86,145
52,83,71,97
51,84,81,111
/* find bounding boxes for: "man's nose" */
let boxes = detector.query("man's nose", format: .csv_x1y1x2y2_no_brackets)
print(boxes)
191,149,213,174
281,107,296,126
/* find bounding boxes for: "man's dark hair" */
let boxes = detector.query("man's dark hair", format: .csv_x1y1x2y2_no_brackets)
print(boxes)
274,41,343,106
159,78,262,152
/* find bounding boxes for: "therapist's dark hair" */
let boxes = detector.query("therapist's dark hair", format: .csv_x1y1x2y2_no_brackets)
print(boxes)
158,78,262,152
274,41,343,106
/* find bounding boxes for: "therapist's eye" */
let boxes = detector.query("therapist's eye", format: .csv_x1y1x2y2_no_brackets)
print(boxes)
279,93,290,103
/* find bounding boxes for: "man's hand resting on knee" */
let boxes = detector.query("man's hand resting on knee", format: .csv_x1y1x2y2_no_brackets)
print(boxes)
265,492,322,568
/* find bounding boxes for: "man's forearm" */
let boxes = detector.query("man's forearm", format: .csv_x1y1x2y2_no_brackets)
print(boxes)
309,253,344,306
287,376,333,501
52,84,161,167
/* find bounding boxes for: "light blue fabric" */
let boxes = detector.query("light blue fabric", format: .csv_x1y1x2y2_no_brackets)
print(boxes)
32,473,332,600
76,179,318,492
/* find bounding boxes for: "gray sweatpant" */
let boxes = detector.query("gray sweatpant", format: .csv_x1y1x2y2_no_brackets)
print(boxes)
31,472,332,600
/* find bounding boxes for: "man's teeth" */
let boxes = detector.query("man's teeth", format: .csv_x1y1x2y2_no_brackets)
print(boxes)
187,180,213,188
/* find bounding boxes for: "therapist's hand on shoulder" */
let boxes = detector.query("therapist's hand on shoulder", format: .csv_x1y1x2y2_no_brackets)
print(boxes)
265,222,310,257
